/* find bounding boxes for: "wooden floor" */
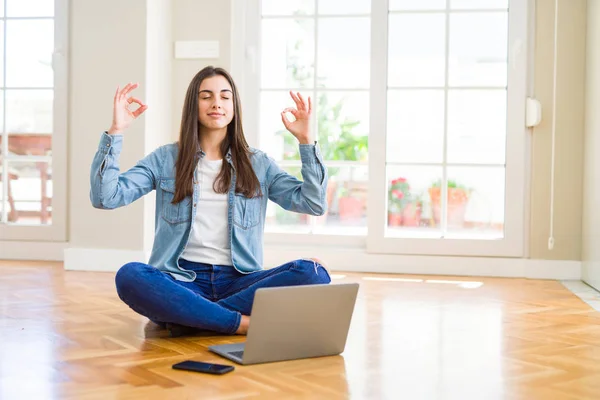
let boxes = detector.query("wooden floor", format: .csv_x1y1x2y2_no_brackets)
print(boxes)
1,261,600,400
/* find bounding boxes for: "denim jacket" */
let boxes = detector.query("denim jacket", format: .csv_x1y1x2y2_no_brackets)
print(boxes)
90,132,328,282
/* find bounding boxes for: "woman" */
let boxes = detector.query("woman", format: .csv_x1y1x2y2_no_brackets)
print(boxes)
90,66,330,337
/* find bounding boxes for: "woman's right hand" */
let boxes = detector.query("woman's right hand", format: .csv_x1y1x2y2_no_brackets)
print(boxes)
107,83,148,135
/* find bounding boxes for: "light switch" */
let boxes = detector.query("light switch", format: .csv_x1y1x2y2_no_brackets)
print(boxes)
175,41,220,59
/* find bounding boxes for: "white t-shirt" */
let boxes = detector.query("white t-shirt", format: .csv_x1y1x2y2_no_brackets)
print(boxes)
180,158,232,266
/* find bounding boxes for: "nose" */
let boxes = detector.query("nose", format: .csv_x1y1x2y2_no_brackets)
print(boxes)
212,98,223,109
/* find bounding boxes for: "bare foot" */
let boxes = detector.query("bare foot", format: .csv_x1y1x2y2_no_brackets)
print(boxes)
235,315,250,335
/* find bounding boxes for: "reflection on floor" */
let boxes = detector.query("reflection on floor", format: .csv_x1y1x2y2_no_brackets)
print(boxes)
562,280,600,312
1,260,599,399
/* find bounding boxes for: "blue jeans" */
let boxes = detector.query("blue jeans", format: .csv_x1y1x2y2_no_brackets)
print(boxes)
114,258,331,335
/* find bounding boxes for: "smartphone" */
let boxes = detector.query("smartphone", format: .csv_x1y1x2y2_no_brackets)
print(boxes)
172,360,234,375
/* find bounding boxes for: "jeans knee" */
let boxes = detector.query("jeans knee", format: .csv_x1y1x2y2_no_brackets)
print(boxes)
115,262,147,298
295,258,331,284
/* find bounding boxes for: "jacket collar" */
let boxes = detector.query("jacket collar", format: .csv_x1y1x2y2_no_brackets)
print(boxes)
196,147,234,169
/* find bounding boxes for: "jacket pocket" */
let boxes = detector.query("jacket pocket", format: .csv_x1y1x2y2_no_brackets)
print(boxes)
233,185,264,230
160,179,191,224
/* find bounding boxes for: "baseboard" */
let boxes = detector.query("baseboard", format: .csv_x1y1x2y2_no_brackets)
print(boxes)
262,246,582,280
0,240,66,261
63,248,150,272
2,244,581,280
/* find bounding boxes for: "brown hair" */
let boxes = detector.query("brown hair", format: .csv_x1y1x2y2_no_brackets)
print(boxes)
172,66,261,203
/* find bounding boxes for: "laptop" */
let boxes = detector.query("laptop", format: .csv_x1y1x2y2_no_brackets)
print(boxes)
208,283,359,365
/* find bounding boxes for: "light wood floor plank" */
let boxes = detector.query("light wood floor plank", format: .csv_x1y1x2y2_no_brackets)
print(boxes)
1,260,599,399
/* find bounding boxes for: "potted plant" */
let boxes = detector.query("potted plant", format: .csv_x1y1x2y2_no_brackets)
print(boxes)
388,177,422,227
428,179,470,228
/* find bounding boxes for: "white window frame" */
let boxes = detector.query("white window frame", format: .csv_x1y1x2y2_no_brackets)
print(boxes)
0,0,68,242
232,0,530,258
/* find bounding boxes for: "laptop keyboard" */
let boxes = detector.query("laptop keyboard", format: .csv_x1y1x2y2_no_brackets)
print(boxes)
228,350,244,359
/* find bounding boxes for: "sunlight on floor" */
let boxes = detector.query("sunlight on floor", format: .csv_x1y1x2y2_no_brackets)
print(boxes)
332,274,484,288
361,276,483,288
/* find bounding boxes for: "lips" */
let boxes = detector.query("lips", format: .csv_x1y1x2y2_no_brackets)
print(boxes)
208,113,224,117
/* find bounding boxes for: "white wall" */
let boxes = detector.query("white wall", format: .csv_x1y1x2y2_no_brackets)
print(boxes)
171,0,231,140
65,0,177,270
582,0,600,291
68,0,148,253
529,0,587,261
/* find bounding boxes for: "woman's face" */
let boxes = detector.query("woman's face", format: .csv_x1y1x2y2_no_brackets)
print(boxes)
197,75,234,130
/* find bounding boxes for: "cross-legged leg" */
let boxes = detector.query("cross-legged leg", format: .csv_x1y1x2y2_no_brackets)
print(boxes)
114,262,242,334
215,258,331,317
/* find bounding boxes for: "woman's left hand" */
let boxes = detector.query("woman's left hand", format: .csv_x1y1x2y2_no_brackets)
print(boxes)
281,91,313,144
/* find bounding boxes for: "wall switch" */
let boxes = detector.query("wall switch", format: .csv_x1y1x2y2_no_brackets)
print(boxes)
174,41,219,59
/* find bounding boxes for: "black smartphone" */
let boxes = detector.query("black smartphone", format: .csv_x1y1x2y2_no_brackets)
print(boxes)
172,360,234,375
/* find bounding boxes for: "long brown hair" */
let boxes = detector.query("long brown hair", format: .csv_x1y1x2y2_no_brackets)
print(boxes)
172,66,261,203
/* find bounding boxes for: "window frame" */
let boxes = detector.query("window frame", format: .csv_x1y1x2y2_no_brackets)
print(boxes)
232,0,530,257
0,0,69,242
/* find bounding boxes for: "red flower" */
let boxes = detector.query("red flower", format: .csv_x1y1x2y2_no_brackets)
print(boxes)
392,189,404,199
391,177,407,185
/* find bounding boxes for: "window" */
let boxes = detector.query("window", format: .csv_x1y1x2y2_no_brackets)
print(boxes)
233,0,528,257
255,0,371,236
0,0,68,242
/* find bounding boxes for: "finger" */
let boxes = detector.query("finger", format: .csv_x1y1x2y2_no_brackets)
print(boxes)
282,107,299,119
123,83,139,98
127,96,145,106
297,92,307,111
119,83,132,100
118,84,131,103
281,111,293,130
113,86,120,108
308,96,312,114
289,90,302,110
281,112,291,129
132,104,148,118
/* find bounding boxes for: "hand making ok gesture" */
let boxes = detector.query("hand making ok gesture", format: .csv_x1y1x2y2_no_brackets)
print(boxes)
281,91,313,145
108,83,148,135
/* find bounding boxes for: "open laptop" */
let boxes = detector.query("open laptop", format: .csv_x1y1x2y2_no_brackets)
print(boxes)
208,283,359,365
